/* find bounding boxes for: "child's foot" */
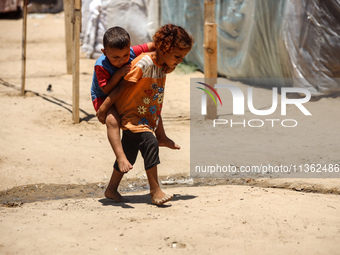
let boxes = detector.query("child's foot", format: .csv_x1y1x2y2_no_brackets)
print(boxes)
104,188,128,203
157,136,180,150
117,157,133,173
151,190,173,205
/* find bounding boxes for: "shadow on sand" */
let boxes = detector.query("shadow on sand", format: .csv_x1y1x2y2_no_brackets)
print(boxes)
98,193,197,208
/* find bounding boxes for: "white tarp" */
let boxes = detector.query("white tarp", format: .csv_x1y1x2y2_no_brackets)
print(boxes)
82,0,340,96
160,0,340,96
81,0,159,59
0,0,21,13
284,0,340,95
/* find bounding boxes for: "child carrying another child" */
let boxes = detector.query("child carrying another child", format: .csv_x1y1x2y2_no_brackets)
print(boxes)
96,24,194,205
91,27,155,173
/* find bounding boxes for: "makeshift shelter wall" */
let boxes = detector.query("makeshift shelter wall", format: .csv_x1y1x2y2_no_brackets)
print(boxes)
81,0,340,96
161,0,291,80
81,0,159,59
160,0,340,96
284,0,340,95
28,0,63,13
0,0,21,13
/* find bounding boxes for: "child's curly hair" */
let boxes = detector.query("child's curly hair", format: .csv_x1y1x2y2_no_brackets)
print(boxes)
153,24,194,54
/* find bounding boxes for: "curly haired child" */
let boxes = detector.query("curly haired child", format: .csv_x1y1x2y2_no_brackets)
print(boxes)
97,24,194,205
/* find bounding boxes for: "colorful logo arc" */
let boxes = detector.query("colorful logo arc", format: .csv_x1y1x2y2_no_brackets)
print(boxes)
196,82,222,106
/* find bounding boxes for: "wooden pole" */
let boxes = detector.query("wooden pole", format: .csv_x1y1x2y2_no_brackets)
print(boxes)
64,0,73,74
72,0,81,123
21,0,28,96
204,0,217,119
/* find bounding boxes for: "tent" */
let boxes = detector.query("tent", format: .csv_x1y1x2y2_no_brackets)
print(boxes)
82,0,340,96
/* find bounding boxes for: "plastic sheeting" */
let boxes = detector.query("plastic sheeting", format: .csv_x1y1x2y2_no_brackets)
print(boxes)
284,0,340,95
82,0,340,95
0,0,21,13
28,0,63,13
161,0,291,79
160,0,340,95
81,0,159,59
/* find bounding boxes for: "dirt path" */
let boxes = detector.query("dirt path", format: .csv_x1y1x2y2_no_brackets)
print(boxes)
0,13,339,255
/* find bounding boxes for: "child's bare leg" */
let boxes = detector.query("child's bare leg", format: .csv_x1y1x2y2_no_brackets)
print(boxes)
155,116,180,150
106,106,133,172
104,169,127,202
146,165,173,205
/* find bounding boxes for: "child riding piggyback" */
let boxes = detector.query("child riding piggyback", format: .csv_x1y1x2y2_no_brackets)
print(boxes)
97,24,194,205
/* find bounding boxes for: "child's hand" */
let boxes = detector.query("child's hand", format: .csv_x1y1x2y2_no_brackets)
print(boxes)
162,64,175,74
116,63,131,78
96,108,106,124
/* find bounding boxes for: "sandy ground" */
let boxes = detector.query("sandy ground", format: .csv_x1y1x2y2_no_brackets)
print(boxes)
0,13,340,254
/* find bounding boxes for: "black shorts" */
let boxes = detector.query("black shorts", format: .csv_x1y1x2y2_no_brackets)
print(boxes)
114,130,160,172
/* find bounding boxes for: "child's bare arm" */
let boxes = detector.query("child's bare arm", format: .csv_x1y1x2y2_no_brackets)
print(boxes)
146,42,156,51
101,63,131,95
96,79,135,124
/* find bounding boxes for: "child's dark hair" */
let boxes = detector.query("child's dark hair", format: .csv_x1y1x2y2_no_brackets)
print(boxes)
153,24,194,54
103,26,130,49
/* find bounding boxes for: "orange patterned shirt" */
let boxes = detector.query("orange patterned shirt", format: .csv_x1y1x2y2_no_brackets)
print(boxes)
115,53,166,133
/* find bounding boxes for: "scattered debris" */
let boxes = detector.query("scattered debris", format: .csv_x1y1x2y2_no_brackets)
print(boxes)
161,178,193,185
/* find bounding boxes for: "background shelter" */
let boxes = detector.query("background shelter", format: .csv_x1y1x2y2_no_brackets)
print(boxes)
82,0,340,96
